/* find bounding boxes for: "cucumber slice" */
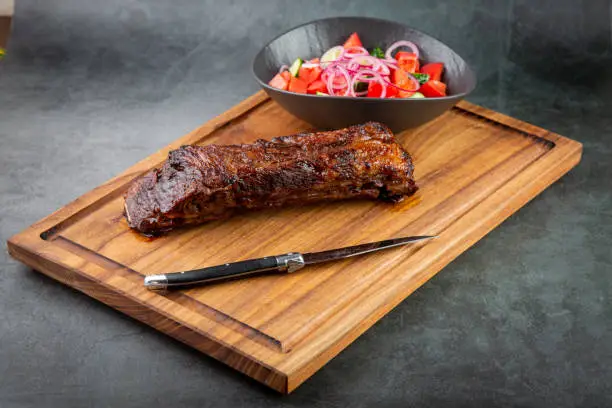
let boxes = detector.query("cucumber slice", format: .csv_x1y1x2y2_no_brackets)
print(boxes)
316,91,327,96
289,58,303,77
353,81,368,93
321,46,343,67
410,92,425,98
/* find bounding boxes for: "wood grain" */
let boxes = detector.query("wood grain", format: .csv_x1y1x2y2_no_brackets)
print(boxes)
7,91,582,393
0,16,10,48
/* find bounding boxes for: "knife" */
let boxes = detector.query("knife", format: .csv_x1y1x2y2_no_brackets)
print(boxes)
143,235,436,290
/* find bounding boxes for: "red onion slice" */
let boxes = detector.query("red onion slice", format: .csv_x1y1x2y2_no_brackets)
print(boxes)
385,40,420,60
350,55,380,67
350,69,387,98
325,64,351,96
278,65,289,74
352,69,383,81
327,76,348,95
347,61,360,71
382,59,399,69
376,63,391,75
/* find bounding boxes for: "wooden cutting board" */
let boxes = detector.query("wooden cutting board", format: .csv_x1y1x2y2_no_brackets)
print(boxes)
8,91,582,393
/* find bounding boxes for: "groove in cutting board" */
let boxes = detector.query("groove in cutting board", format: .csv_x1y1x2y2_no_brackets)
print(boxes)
49,235,284,352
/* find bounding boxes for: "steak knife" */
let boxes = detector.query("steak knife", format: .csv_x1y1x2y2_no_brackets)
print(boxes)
144,235,436,290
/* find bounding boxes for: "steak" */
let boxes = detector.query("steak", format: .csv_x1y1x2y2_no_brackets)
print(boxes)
124,122,418,234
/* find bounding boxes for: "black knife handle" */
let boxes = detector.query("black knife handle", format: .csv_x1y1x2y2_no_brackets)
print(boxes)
165,256,280,287
144,253,306,290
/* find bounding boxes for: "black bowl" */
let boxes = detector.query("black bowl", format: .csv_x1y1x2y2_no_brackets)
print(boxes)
253,17,476,132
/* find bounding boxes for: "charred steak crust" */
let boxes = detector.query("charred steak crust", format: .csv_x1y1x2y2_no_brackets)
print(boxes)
124,122,418,234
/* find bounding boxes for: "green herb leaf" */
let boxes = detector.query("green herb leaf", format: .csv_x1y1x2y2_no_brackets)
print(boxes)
370,47,385,59
412,73,430,84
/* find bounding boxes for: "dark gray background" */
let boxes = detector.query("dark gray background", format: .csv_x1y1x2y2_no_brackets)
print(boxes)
1,0,611,407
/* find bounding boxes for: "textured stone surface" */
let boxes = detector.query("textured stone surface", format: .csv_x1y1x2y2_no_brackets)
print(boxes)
1,0,611,406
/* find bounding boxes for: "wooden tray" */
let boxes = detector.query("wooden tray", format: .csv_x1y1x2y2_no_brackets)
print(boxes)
8,91,582,393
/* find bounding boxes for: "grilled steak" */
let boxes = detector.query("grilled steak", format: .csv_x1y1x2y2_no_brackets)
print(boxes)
124,122,417,234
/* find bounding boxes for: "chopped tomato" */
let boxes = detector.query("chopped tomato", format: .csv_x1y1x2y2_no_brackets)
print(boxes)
288,76,308,94
307,79,327,94
398,90,415,98
395,51,419,73
343,32,363,49
420,80,447,97
398,59,419,74
421,62,444,81
298,60,322,84
268,72,290,90
391,68,419,97
397,87,415,97
385,83,399,98
366,82,385,98
392,68,419,91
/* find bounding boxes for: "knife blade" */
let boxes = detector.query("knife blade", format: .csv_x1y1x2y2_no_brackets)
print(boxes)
144,235,436,290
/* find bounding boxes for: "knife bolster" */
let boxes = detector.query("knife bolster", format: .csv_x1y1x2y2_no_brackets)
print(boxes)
275,253,305,273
